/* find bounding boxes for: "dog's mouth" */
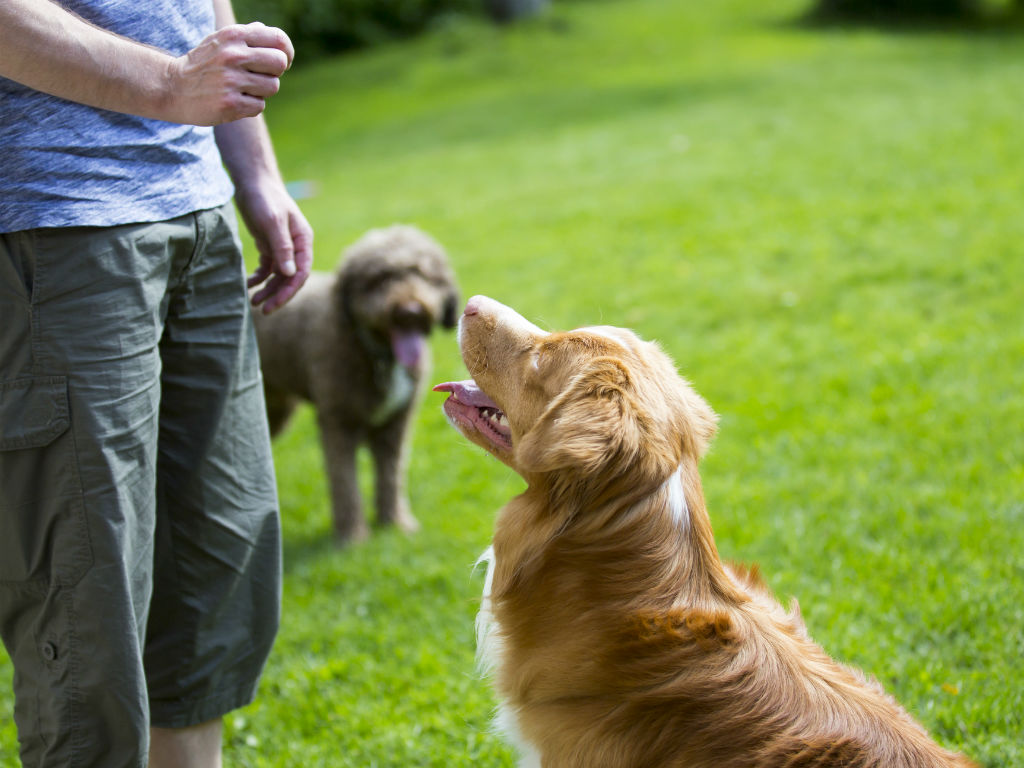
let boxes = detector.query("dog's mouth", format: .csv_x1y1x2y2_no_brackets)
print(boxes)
432,379,512,451
391,328,426,371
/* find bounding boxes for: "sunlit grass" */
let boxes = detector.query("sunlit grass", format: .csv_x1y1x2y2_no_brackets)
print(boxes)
3,0,1022,765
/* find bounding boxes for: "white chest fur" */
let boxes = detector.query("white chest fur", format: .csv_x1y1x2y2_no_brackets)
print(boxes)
476,546,542,768
474,467,689,767
369,363,416,426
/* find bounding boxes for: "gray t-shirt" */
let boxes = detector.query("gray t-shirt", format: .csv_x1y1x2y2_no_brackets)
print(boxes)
0,0,234,233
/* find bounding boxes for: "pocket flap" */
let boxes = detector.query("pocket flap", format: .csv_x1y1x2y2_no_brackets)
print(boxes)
0,376,70,451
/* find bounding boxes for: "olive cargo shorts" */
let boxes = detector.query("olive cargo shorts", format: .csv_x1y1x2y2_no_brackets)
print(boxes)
0,206,281,767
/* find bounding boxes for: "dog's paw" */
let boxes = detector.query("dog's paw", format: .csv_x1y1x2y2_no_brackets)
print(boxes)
332,519,372,546
377,500,421,535
394,510,421,535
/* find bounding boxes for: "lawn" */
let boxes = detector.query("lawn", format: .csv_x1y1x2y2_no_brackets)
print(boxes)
2,0,1023,764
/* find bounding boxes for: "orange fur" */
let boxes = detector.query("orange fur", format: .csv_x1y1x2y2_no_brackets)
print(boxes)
439,296,976,768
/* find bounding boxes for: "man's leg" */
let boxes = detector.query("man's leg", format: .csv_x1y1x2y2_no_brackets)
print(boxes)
149,719,223,768
0,221,190,767
143,205,281,744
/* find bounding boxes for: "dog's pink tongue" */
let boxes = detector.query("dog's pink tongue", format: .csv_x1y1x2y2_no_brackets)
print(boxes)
432,379,499,409
391,329,426,370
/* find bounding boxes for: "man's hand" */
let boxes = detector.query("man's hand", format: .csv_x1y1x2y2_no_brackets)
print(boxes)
0,1,294,127
0,1,313,309
237,181,314,314
215,109,314,314
164,23,295,126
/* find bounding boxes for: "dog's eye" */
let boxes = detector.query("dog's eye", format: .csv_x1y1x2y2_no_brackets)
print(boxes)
364,272,394,291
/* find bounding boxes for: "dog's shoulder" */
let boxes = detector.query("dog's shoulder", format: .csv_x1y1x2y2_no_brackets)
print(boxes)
725,561,809,635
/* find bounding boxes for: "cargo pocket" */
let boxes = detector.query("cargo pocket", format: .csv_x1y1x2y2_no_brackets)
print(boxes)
0,376,92,587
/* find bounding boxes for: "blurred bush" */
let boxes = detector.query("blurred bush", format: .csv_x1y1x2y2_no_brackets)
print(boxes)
482,0,550,23
815,0,969,14
233,0,549,60
233,0,483,58
811,0,1020,19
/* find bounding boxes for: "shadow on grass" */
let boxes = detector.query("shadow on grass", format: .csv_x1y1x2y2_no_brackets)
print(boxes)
281,527,338,574
280,517,428,575
328,75,759,165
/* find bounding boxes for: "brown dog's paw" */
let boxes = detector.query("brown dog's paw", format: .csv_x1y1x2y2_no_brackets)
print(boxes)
377,500,420,535
332,519,372,546
394,511,421,535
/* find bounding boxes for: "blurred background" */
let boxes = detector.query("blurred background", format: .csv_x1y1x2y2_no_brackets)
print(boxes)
231,0,1024,60
3,0,1022,765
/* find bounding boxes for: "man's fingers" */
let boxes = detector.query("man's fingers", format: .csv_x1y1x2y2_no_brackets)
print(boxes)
241,23,295,69
277,257,296,277
247,261,272,289
249,275,279,308
244,201,313,314
250,234,311,313
175,25,292,124
244,47,290,77
289,211,314,274
265,225,296,277
239,71,281,99
252,271,307,314
226,92,267,121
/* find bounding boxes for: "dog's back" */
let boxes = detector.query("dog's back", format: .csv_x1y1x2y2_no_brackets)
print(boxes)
251,271,334,402
483,490,975,768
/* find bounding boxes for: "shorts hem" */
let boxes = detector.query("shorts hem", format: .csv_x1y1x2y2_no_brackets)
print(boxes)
148,680,260,729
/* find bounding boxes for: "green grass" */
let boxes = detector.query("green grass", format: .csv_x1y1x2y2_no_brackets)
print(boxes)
3,0,1023,764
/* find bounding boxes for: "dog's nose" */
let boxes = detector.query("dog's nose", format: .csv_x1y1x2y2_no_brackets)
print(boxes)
464,296,548,338
393,301,430,330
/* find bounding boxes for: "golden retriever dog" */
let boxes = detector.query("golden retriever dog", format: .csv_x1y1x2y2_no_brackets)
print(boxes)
254,225,458,542
434,296,976,768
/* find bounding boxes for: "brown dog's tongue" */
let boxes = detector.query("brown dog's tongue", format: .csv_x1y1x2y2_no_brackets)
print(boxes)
431,379,500,410
391,329,426,370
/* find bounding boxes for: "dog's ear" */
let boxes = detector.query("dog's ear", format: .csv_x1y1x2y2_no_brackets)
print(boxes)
516,357,647,479
675,378,718,459
442,291,460,329
334,269,357,326
643,340,717,460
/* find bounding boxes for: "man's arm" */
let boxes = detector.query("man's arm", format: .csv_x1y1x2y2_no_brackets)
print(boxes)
216,114,313,313
0,0,312,311
212,0,313,313
0,0,293,126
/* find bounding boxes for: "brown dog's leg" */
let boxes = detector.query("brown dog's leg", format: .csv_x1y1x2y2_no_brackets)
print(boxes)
368,417,419,533
264,386,298,438
318,415,370,543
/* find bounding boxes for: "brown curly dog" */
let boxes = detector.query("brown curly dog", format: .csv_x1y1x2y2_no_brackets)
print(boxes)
254,225,459,542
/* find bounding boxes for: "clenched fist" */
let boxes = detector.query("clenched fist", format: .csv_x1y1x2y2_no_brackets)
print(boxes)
164,22,295,126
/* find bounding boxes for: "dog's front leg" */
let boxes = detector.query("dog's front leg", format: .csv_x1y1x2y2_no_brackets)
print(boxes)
368,415,419,533
263,385,298,438
318,414,370,542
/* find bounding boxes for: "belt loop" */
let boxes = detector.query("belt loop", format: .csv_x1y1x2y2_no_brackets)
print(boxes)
187,209,208,272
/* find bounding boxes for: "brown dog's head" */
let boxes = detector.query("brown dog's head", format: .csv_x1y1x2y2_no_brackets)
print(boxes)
337,225,460,372
435,296,717,501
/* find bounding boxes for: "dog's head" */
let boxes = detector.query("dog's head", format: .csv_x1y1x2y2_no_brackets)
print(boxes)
435,296,717,501
337,225,460,371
